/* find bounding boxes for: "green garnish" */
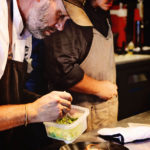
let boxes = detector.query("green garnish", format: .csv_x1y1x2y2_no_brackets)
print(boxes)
56,115,78,124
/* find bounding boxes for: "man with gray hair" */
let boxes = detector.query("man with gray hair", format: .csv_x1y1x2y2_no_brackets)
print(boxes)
0,0,92,149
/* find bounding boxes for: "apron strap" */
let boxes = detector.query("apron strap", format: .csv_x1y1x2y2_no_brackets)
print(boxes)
7,0,13,59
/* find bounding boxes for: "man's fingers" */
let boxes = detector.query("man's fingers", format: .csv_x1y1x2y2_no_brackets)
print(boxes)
56,91,72,102
58,104,70,118
59,98,71,108
62,106,70,114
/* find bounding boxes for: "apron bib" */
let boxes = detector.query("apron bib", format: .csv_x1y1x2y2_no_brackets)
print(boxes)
80,28,116,83
0,59,28,150
72,26,118,131
0,59,27,104
0,60,45,150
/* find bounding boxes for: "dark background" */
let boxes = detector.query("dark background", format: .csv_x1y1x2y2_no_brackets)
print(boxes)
112,0,150,120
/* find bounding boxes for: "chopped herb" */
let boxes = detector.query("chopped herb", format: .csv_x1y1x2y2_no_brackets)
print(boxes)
56,115,78,124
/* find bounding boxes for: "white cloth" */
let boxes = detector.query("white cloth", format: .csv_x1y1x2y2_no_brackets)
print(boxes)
0,0,32,79
98,126,150,144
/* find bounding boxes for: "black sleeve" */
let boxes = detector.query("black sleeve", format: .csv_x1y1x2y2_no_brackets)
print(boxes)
43,20,92,90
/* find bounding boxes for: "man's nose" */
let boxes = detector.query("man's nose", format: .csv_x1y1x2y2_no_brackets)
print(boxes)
55,22,64,31
55,17,69,31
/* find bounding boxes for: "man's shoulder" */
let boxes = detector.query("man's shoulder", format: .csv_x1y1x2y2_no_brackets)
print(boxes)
45,20,92,42
65,20,93,32
59,20,93,39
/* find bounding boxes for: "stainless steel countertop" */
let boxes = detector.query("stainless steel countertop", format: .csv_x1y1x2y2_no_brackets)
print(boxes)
75,110,150,150
118,111,150,150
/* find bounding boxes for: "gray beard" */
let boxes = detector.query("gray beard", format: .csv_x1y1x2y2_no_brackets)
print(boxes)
27,27,45,39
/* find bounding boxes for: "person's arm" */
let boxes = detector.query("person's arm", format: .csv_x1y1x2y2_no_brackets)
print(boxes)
43,20,91,89
70,74,118,100
43,21,117,100
0,91,72,131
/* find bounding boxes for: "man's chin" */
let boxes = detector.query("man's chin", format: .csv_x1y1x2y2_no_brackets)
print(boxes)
32,31,54,39
30,29,57,39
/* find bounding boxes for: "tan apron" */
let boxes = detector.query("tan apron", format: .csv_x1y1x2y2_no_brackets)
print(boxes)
74,26,118,131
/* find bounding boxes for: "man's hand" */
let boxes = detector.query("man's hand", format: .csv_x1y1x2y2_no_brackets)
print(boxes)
27,91,72,123
70,74,117,100
96,80,118,100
